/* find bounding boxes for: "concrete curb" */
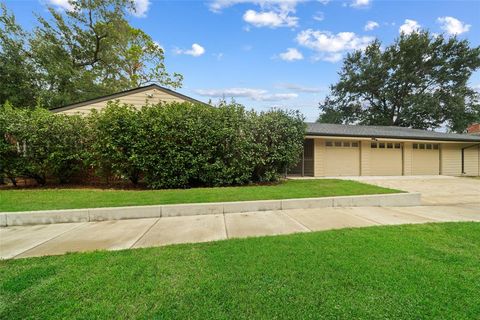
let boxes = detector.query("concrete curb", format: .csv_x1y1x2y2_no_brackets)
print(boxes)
0,193,421,227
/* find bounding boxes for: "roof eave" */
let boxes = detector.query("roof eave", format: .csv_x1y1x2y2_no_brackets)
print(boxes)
306,132,480,143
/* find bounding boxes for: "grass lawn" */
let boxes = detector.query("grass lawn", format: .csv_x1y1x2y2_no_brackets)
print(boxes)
1,222,479,319
0,179,401,212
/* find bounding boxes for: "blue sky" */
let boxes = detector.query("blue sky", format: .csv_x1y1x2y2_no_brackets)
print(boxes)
6,0,480,121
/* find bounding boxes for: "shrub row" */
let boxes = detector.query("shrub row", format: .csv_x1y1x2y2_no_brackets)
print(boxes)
0,102,306,188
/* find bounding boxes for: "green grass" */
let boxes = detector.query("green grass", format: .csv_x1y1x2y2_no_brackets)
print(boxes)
1,222,479,319
0,179,400,212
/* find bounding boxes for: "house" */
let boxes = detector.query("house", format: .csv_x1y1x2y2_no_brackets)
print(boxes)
290,123,480,177
51,85,480,177
51,84,206,115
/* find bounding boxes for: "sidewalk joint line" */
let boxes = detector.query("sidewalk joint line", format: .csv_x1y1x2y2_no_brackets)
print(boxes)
281,211,312,232
223,213,230,239
11,222,87,259
130,218,161,249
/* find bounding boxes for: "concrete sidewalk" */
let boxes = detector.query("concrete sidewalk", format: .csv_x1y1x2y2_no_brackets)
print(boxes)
2,205,479,260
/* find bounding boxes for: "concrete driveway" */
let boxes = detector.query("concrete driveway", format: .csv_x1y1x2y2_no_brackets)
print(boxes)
2,204,479,260
343,176,480,206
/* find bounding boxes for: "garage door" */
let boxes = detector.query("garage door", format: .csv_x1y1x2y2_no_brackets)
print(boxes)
412,143,439,175
324,140,360,176
370,142,403,176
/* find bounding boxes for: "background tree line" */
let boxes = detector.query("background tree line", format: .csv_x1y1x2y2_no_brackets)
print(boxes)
0,102,305,188
318,31,480,133
0,0,182,109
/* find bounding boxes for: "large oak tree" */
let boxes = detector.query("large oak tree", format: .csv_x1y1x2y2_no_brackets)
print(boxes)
318,31,480,132
0,0,182,109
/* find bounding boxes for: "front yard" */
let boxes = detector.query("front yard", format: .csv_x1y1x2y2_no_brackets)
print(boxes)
0,179,400,212
1,222,479,319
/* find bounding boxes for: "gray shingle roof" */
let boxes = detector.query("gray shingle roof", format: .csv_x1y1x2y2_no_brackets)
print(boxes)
306,123,480,142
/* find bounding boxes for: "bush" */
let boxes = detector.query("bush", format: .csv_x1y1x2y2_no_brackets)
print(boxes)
88,103,142,184
0,101,305,188
0,102,24,186
0,105,88,184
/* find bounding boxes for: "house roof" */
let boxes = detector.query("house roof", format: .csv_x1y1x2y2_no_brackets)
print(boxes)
306,123,480,142
51,84,207,113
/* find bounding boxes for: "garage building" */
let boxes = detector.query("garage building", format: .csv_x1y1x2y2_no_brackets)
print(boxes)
292,123,480,177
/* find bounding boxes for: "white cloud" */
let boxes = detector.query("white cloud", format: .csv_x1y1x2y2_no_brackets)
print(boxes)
437,16,471,35
174,43,205,57
318,0,330,4
210,0,301,28
278,48,304,61
243,9,298,28
364,20,379,31
399,19,421,34
195,88,298,101
297,29,373,52
319,52,343,62
296,29,373,63
313,11,324,21
209,0,304,13
45,0,74,11
351,0,370,8
277,83,324,93
130,0,151,18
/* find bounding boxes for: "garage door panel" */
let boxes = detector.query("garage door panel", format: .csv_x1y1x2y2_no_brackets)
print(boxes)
412,143,440,175
371,150,402,175
370,143,402,176
324,142,360,176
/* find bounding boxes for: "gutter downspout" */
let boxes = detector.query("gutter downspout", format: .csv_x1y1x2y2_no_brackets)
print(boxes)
461,143,480,174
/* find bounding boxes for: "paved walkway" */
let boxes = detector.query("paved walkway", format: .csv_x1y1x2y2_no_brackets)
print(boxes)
2,204,479,259
337,176,480,205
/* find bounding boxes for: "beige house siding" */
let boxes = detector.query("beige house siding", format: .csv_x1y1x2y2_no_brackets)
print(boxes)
58,88,190,115
441,144,462,175
360,141,371,176
311,137,479,177
464,145,480,176
314,139,325,177
403,142,413,175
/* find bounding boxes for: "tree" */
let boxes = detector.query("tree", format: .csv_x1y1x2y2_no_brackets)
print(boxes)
0,4,39,108
0,0,182,108
318,31,480,132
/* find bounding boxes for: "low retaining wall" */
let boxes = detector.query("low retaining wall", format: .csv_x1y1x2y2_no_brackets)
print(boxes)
0,192,421,227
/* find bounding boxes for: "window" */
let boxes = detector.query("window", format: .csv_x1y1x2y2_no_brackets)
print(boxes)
379,143,385,148
343,142,350,147
352,142,359,148
326,141,333,147
413,144,418,149
334,141,342,147
433,144,439,150
395,143,401,149
426,144,432,150
419,144,425,149
387,143,393,149
371,142,377,148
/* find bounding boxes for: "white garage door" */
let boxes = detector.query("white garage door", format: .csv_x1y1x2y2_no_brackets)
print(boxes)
412,143,440,175
324,140,360,176
370,142,403,176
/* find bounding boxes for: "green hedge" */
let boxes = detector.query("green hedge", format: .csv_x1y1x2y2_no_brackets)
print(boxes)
0,102,305,188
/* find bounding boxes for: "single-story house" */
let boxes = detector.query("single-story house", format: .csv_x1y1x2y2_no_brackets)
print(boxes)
51,84,480,177
290,123,480,177
51,84,206,115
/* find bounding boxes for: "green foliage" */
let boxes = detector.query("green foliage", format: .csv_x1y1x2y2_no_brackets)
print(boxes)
0,102,24,185
0,102,305,188
89,102,142,184
0,105,88,184
0,1,182,109
319,31,480,132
